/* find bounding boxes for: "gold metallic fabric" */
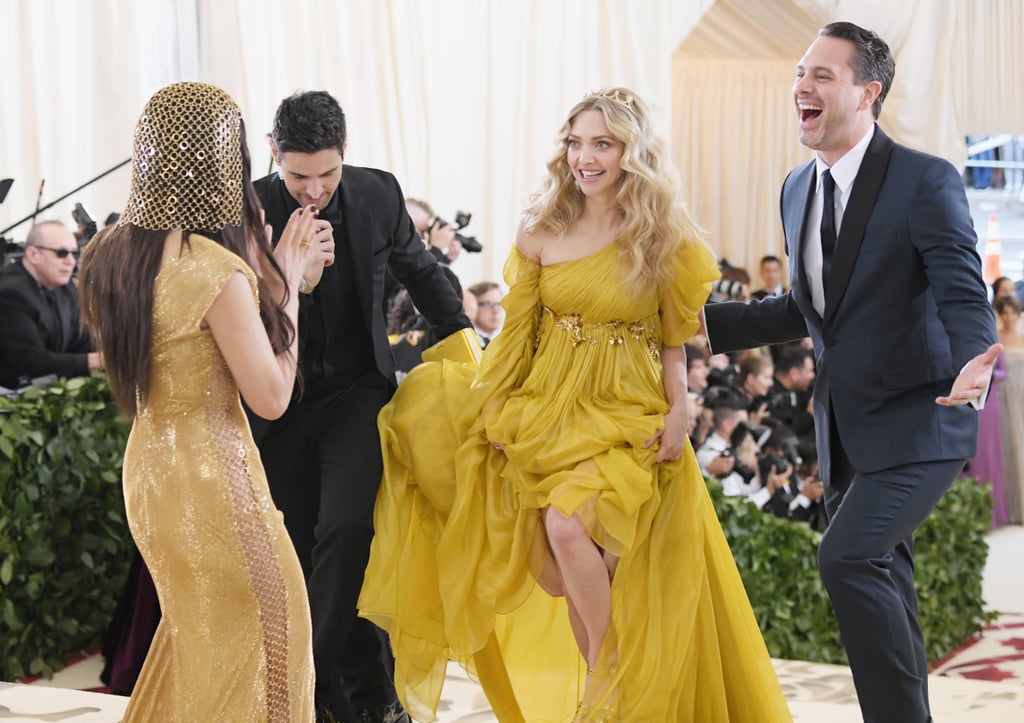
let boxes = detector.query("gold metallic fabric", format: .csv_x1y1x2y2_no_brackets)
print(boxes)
121,82,244,232
121,235,313,721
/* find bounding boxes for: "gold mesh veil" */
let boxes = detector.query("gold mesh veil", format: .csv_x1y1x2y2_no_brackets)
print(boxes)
120,82,244,231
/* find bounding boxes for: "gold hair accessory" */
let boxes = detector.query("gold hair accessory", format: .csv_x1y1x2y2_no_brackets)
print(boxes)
585,89,635,110
121,82,244,232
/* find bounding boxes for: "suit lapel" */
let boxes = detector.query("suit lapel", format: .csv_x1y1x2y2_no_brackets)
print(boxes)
823,125,894,322
786,162,819,324
339,178,374,328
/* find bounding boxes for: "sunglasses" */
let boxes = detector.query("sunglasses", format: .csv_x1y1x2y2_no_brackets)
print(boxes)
35,246,80,259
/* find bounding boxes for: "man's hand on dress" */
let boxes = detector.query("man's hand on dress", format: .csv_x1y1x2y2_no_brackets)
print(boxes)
936,343,1003,406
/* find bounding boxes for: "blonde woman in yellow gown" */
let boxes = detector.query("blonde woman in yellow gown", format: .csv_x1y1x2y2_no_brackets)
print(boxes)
79,82,325,721
359,88,791,722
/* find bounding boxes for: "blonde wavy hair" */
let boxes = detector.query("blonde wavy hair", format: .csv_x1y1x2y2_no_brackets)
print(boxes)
523,87,705,296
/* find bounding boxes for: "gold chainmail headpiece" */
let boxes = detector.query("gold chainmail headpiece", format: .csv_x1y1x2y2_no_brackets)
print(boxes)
120,82,243,231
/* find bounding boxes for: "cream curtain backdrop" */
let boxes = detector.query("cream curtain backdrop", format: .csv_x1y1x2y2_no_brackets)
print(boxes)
1,0,199,242
2,0,694,288
672,0,1024,274
195,0,690,286
3,0,1023,284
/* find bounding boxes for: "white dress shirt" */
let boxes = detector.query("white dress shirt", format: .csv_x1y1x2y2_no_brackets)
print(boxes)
803,126,875,317
697,432,772,509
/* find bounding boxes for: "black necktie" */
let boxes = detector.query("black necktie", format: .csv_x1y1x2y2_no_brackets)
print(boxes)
820,169,837,286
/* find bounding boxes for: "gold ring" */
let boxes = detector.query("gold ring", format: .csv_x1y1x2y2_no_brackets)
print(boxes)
300,238,311,249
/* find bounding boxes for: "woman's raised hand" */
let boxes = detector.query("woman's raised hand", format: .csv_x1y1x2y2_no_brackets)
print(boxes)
273,205,321,292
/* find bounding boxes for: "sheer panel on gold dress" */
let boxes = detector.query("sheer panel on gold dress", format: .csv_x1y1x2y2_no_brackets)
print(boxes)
121,235,314,722
360,241,791,722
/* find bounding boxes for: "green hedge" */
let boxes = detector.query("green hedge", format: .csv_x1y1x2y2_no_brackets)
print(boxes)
0,375,132,681
0,374,996,679
708,475,996,664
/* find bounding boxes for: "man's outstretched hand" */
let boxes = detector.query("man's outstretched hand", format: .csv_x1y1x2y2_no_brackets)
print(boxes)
936,343,1003,406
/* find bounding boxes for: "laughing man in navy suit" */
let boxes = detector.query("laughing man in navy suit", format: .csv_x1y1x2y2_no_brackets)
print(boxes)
703,22,1001,723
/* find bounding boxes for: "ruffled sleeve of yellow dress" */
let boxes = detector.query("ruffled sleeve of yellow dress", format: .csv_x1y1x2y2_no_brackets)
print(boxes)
660,237,720,347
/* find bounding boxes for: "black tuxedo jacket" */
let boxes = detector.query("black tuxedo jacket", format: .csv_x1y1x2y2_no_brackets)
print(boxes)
0,262,92,389
706,126,996,476
254,165,470,389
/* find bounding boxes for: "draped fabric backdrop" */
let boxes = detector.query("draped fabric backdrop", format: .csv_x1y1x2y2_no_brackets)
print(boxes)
3,0,1023,285
672,0,1024,276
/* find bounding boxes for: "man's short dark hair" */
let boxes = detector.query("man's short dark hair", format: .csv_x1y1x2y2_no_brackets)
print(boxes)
272,90,347,155
712,403,745,429
760,255,781,267
774,344,813,376
684,342,709,371
819,21,895,119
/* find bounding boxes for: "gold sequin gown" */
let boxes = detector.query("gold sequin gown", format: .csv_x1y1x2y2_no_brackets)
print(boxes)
359,242,791,722
121,235,314,722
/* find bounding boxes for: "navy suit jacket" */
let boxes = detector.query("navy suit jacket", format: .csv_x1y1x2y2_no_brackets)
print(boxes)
705,126,996,476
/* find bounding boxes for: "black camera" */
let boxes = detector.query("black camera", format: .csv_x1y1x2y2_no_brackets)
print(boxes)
765,390,800,425
431,210,482,253
71,203,97,243
757,426,802,481
724,420,771,483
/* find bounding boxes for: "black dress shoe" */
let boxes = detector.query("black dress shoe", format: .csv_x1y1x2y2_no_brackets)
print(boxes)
357,700,411,723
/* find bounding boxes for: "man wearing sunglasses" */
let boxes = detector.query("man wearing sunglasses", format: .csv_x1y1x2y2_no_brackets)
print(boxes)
0,220,103,390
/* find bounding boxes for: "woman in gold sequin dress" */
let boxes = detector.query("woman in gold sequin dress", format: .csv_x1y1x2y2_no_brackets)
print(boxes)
359,89,791,722
79,82,323,722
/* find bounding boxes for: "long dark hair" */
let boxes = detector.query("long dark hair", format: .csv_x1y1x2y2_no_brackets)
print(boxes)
79,120,294,417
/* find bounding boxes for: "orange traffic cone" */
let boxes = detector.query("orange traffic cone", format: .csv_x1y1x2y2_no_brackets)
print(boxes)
983,213,1003,286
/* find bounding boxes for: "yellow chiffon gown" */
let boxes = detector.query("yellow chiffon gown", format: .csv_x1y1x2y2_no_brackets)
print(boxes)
121,235,314,722
359,240,791,722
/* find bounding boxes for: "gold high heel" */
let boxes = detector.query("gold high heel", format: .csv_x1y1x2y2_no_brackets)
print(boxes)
573,666,619,722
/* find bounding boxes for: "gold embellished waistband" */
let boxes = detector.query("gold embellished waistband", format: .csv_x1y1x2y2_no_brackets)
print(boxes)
540,306,661,359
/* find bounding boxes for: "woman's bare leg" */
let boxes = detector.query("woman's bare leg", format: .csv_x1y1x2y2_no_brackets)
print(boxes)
543,507,611,667
536,537,591,658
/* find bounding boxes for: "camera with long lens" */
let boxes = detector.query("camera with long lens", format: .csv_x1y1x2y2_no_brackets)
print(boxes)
757,427,803,482
724,420,771,484
430,210,483,253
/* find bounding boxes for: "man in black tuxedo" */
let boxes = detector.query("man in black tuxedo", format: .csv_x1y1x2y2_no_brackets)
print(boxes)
0,220,102,389
704,22,1000,723
750,254,786,300
252,91,470,723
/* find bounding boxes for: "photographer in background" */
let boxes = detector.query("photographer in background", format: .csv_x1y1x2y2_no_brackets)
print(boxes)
684,342,710,394
697,390,791,508
766,342,816,435
0,220,103,390
467,280,504,349
758,423,823,526
695,390,747,481
406,197,461,264
750,255,787,300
